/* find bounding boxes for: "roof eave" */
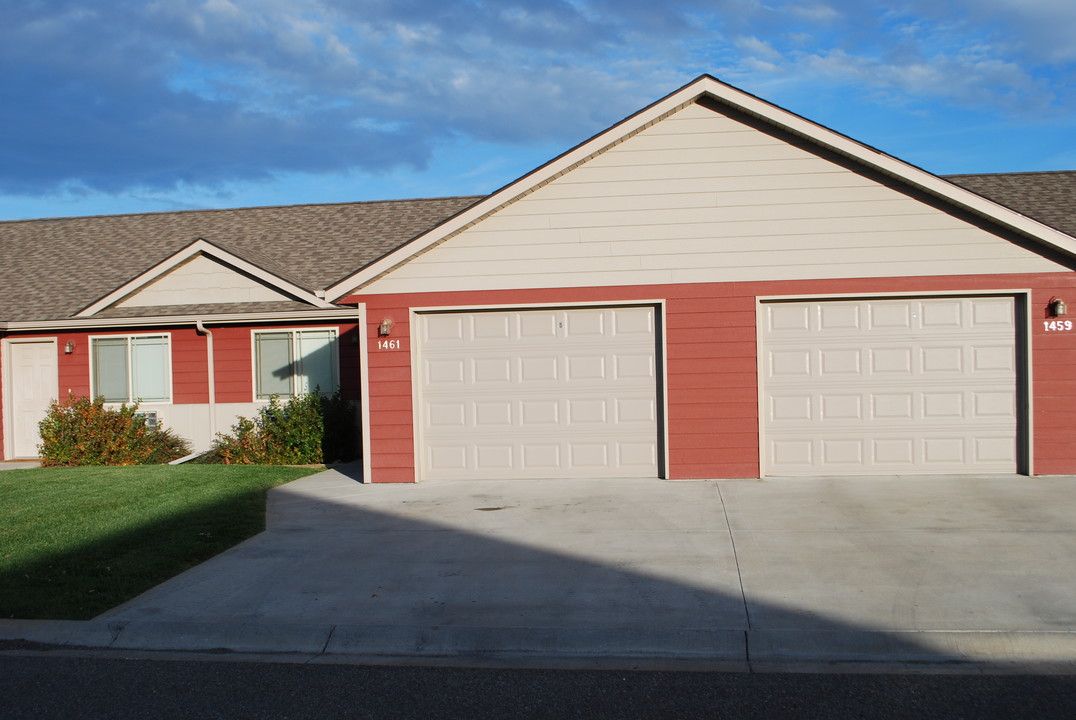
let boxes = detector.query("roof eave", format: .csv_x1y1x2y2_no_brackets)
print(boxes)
1,306,360,332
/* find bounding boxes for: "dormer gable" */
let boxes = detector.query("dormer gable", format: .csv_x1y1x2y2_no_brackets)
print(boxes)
76,238,336,317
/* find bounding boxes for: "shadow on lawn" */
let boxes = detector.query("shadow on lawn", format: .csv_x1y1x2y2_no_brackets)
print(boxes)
0,488,274,620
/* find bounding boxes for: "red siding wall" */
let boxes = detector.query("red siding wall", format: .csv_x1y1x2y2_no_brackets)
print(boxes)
1,321,360,460
351,270,1076,482
193,322,360,403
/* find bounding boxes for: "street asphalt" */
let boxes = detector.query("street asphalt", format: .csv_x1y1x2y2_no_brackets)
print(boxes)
3,465,1076,672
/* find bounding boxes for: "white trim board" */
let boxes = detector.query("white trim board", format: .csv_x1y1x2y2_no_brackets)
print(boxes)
3,307,359,332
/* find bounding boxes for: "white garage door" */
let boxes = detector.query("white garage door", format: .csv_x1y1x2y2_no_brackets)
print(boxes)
416,306,659,480
762,297,1018,476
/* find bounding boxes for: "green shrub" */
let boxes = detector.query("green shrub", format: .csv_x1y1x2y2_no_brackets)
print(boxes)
38,395,192,467
209,392,357,465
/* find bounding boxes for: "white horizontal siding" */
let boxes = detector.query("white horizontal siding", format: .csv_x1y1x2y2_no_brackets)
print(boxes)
119,255,291,308
537,170,871,199
153,402,266,452
362,102,1065,295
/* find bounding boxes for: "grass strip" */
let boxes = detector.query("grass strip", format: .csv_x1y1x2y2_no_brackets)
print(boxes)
0,464,321,620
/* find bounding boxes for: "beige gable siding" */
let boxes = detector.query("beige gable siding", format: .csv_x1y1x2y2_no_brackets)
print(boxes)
361,103,1066,294
117,254,294,308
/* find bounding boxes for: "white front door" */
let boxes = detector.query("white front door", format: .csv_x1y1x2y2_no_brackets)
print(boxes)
6,340,59,458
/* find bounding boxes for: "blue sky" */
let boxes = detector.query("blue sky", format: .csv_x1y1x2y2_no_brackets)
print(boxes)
2,0,1074,221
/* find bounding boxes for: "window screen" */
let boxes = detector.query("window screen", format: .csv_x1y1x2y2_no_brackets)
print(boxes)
254,329,338,398
92,337,129,402
255,332,294,399
91,335,170,403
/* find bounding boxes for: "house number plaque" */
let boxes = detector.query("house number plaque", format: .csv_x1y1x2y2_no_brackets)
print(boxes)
376,339,404,350
1043,320,1074,332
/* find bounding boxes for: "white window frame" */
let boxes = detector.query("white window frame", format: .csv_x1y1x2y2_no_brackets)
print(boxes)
251,327,340,401
89,333,173,404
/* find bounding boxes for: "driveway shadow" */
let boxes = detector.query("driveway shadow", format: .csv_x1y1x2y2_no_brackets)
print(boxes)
91,471,1076,669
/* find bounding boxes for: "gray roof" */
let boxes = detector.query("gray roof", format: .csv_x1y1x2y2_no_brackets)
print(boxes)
1,170,1073,325
0,196,481,322
944,171,1076,239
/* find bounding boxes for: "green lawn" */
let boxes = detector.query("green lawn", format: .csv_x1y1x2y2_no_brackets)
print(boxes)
0,464,321,620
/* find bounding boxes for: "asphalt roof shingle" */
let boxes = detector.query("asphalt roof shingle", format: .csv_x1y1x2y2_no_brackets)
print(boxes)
1,171,1074,325
944,171,1076,239
0,196,481,322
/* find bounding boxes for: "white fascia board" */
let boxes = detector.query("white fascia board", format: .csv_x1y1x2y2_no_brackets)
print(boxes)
326,75,1076,301
76,238,336,317
2,308,359,332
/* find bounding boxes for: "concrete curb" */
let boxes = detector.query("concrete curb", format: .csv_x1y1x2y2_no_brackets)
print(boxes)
748,629,1076,665
108,621,335,655
324,626,746,662
3,620,1076,671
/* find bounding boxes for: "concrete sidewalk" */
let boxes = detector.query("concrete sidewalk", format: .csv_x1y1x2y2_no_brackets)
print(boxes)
4,469,1076,671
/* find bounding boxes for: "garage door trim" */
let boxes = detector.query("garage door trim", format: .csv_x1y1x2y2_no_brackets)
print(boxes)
411,300,668,481
756,290,1031,477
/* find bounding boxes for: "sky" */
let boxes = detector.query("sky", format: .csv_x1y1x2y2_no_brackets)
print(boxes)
2,0,1074,221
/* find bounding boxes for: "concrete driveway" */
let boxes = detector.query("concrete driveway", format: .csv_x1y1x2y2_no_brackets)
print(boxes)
8,469,1076,669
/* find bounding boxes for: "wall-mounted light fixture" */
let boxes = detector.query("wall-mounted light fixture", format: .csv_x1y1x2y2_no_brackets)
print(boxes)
378,317,394,336
64,341,76,354
1049,297,1068,317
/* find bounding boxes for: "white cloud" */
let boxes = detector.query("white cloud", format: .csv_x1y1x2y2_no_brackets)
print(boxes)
1,0,1073,201
785,3,841,23
735,35,784,62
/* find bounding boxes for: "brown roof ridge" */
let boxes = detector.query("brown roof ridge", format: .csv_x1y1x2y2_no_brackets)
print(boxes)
0,194,488,226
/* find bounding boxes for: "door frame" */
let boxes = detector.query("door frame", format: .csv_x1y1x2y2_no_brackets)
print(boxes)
409,300,668,482
2,337,59,460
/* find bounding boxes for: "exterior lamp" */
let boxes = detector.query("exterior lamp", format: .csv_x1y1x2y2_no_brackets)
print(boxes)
1049,298,1068,317
64,341,76,354
378,317,394,336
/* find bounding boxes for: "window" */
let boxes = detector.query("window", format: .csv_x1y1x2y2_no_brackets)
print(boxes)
254,328,338,399
91,335,171,403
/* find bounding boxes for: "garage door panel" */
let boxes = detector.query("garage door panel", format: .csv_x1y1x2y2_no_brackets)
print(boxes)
476,444,514,470
767,432,1017,474
519,312,559,338
974,299,1016,326
427,402,466,427
567,354,607,380
425,358,465,384
614,308,655,335
474,313,511,339
521,399,559,425
763,297,1018,476
475,401,512,426
973,345,1015,372
975,436,1016,463
618,441,658,469
821,394,862,420
616,397,656,423
424,314,465,341
473,357,512,383
417,306,658,480
568,398,608,424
